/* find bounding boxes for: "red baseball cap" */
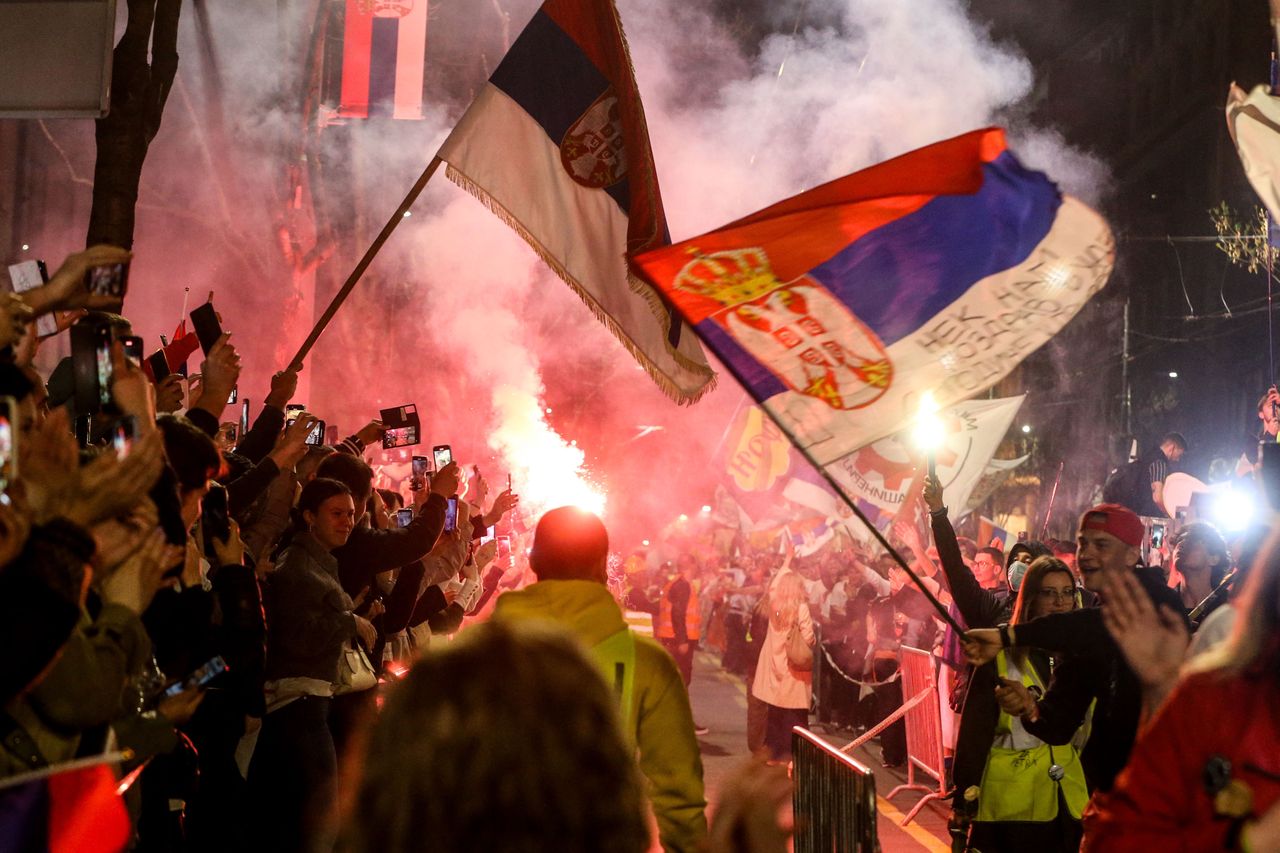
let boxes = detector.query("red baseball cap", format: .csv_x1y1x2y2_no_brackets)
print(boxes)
1079,504,1144,548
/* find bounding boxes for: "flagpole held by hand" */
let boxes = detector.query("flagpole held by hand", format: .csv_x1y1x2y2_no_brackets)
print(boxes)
288,156,443,371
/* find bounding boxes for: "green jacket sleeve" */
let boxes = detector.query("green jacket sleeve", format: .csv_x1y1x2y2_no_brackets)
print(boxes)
634,640,708,852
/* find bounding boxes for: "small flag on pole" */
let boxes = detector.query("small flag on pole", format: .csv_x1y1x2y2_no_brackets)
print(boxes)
630,128,1114,461
436,0,716,404
338,0,430,120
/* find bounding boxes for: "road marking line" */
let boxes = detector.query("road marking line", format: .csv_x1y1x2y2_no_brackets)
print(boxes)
876,795,951,852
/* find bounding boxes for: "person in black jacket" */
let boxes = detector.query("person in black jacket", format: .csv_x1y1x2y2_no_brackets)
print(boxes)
925,476,1081,851
963,504,1187,797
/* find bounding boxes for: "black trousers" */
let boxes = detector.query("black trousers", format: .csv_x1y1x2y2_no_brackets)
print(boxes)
245,696,335,853
660,638,696,687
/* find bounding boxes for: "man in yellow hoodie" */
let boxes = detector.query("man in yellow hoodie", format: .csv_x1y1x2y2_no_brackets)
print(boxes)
492,507,708,853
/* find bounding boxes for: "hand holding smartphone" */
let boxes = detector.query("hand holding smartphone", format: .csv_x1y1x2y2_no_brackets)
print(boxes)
410,455,431,491
163,656,229,697
433,444,453,471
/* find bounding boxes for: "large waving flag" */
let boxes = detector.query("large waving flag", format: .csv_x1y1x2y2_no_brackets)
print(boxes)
1226,83,1280,223
630,128,1114,462
436,0,716,403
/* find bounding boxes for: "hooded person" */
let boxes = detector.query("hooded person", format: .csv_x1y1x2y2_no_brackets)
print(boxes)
491,507,708,853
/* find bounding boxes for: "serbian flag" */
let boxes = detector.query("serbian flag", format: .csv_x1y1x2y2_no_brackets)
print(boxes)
436,0,716,404
0,758,131,852
630,128,1114,464
338,0,430,120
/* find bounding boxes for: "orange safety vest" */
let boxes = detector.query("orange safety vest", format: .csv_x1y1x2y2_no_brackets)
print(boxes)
655,577,701,641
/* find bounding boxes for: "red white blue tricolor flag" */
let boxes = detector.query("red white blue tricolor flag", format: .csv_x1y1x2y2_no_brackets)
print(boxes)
436,0,716,403
630,129,1114,463
339,0,430,120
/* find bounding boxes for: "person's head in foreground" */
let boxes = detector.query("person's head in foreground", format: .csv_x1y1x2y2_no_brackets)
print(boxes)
1076,503,1143,592
528,505,610,584
339,620,648,853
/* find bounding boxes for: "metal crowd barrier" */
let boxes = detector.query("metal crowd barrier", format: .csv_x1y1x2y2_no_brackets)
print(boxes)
792,726,880,853
883,646,948,824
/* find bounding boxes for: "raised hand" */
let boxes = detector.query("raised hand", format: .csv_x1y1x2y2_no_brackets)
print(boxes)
1100,567,1188,712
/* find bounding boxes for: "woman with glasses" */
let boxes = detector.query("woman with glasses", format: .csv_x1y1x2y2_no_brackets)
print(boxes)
924,476,1087,851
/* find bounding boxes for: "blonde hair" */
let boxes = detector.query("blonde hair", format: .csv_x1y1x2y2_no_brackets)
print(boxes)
768,570,807,626
339,621,649,853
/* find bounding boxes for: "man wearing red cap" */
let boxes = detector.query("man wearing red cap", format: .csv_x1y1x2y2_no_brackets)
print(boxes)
963,504,1186,796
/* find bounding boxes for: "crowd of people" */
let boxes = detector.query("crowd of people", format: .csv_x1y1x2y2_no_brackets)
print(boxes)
637,420,1280,851
3,243,1280,853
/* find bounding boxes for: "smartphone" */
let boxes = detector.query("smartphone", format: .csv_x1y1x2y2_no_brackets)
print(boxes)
201,484,231,556
94,323,114,408
0,396,17,491
84,261,129,300
410,455,430,491
444,497,458,533
380,404,420,449
217,422,239,447
7,260,57,337
394,508,414,528
325,424,338,446
239,400,250,436
304,419,326,447
147,350,171,381
227,386,237,405
189,302,223,354
112,416,137,460
163,656,229,698
496,535,511,560
120,335,144,367
285,404,305,426
433,444,453,471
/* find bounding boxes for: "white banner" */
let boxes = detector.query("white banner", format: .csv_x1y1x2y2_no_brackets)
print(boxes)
826,395,1024,517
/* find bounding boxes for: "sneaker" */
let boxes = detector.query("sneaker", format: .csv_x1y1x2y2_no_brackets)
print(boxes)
694,723,710,736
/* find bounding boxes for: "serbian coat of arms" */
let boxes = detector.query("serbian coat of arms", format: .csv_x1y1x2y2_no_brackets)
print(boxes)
673,247,893,410
560,89,627,189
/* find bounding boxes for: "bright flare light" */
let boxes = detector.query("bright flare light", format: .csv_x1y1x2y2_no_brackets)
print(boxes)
1212,489,1256,534
912,391,944,452
489,385,606,517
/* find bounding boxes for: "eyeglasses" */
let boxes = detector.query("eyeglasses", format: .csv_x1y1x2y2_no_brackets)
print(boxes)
1038,589,1076,603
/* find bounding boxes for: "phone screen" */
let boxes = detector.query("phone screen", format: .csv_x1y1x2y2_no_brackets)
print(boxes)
120,335,144,366
0,396,16,490
410,456,430,491
94,325,113,407
444,497,458,533
85,262,129,299
382,425,418,449
239,400,250,435
433,444,453,471
113,416,137,460
285,404,305,426
227,386,237,405
395,508,414,528
163,655,229,697
304,420,325,447
497,535,511,560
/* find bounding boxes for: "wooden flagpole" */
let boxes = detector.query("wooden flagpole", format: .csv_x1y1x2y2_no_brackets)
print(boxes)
288,156,443,370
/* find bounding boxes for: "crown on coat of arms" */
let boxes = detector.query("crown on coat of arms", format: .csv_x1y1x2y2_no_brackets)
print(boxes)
673,246,780,308
357,0,415,17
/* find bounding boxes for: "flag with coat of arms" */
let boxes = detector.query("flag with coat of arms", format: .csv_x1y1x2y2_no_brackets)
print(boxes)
630,128,1114,467
435,0,716,403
